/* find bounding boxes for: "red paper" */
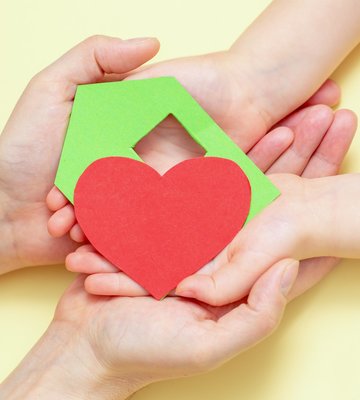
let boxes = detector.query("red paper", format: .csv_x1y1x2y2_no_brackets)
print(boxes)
74,156,251,299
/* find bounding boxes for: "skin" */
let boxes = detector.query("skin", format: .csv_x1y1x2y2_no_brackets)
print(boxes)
230,0,360,123
2,0,360,395
48,63,356,299
63,107,357,301
0,36,161,273
1,34,351,398
0,34,343,274
0,259,299,399
49,0,360,300
174,173,360,305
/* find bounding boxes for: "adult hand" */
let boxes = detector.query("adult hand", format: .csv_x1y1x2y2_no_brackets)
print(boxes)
0,259,298,400
47,37,354,241
0,35,160,273
63,108,357,301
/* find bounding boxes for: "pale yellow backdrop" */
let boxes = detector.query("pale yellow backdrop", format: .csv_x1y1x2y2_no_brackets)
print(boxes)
1,0,360,399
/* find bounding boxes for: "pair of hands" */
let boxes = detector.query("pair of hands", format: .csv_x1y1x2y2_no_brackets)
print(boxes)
0,36,357,395
46,38,356,303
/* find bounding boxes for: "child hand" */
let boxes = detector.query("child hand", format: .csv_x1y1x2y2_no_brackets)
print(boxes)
47,105,357,298
47,98,353,241
125,52,340,152
174,169,360,306
46,42,345,240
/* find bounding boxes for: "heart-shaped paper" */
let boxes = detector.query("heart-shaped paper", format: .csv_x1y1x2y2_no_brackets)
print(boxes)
74,156,251,299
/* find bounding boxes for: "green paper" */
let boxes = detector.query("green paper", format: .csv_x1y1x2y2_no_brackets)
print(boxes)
55,77,279,222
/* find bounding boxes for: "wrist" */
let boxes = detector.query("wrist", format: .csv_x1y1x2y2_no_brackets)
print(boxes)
0,320,146,400
299,177,334,259
0,191,21,274
300,174,360,259
224,48,277,129
227,0,360,128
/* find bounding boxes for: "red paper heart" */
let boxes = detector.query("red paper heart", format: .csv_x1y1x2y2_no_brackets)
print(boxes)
74,156,251,299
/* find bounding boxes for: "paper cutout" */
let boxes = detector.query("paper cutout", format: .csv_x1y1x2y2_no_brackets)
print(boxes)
55,77,279,222
74,156,251,299
134,115,206,172
55,77,280,299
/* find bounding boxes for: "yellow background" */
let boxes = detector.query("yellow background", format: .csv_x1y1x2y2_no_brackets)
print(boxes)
1,0,360,398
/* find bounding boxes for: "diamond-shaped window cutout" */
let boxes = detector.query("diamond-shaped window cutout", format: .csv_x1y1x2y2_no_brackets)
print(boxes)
133,114,206,175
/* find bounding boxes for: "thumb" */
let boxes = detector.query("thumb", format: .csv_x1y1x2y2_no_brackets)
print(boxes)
176,239,282,306
33,35,160,92
175,196,296,306
211,259,299,363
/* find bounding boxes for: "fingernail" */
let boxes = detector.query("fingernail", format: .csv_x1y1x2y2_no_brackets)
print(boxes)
280,260,299,296
125,37,157,44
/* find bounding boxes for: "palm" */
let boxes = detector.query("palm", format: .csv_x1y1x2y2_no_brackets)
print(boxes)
55,257,293,385
0,81,77,266
55,276,236,379
0,51,253,268
0,37,162,269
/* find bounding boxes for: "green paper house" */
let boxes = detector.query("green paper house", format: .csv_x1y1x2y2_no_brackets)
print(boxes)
55,77,279,222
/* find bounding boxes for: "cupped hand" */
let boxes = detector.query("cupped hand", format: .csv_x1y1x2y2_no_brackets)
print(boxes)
174,173,327,305
55,106,356,301
45,39,356,303
51,258,298,393
0,36,160,272
47,98,352,241
47,44,347,241
80,165,356,306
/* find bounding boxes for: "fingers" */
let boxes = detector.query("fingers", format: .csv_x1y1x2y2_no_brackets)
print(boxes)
70,223,87,243
301,109,357,178
75,244,97,253
48,209,87,243
48,209,85,241
175,174,303,307
47,186,86,241
303,79,341,107
48,204,86,242
34,36,160,95
175,242,281,306
247,90,349,175
267,105,334,175
48,204,76,237
247,127,294,172
66,250,118,273
66,245,150,296
67,245,180,297
212,259,298,358
85,272,149,296
46,186,69,211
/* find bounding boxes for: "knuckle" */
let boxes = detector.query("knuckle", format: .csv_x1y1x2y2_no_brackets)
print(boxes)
27,70,64,94
28,71,47,89
82,35,122,49
257,308,281,337
201,276,227,307
207,293,227,307
83,34,106,46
